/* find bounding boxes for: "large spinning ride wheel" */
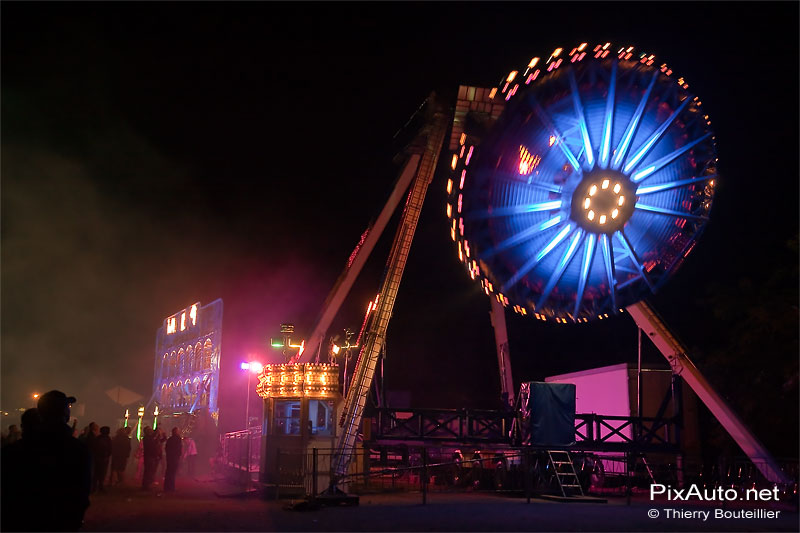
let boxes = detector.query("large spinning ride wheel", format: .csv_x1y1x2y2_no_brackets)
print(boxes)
447,43,717,323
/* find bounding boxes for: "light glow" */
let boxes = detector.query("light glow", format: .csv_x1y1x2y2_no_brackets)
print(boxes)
452,43,716,321
569,71,594,167
518,145,541,176
255,363,340,398
612,69,659,169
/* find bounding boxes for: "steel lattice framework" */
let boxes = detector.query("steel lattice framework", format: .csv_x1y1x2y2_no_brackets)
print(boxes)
447,43,717,323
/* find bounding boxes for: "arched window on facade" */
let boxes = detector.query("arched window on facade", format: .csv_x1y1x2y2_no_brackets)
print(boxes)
199,376,209,406
191,377,200,407
167,383,174,407
170,351,178,378
203,339,213,370
184,380,192,407
160,384,167,404
194,342,203,372
162,353,169,379
177,348,185,376
186,345,194,375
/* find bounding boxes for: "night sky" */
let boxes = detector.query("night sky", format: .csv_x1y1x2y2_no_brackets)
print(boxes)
2,2,797,454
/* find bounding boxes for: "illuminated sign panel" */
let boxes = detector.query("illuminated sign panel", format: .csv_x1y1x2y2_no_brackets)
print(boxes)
165,303,199,335
152,299,223,422
255,363,339,399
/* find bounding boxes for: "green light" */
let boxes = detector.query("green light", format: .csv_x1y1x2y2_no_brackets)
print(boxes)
270,337,285,348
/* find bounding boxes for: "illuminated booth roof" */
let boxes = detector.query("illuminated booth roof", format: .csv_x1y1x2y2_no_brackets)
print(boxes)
255,363,340,399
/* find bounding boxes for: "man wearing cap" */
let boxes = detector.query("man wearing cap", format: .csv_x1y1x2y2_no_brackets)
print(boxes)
1,390,92,531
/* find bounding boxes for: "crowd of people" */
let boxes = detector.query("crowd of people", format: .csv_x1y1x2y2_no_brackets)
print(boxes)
1,391,202,531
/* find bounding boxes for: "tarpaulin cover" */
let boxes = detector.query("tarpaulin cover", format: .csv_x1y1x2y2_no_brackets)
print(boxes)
518,381,576,446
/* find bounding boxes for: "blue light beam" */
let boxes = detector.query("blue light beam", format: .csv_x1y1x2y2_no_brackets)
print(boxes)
529,96,583,173
569,71,595,168
634,203,710,220
467,200,562,220
480,215,562,259
631,132,713,182
502,224,572,291
636,175,716,195
537,229,584,309
623,97,691,174
601,233,616,310
611,69,659,170
615,231,654,291
573,233,597,319
599,61,617,168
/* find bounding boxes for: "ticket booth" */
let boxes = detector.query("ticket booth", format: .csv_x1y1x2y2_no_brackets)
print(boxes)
255,363,341,487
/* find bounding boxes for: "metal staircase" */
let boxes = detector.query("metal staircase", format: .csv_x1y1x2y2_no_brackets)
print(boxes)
547,450,584,497
330,103,450,482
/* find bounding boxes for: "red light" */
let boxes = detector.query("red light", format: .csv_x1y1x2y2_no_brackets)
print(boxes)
518,145,541,176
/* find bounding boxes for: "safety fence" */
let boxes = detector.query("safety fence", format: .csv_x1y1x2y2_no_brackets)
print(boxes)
273,446,799,503
371,408,682,451
220,427,261,474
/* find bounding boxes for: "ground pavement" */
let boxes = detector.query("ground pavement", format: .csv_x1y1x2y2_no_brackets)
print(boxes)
81,476,798,532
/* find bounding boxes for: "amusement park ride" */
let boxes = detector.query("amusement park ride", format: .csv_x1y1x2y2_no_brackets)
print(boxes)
253,42,791,495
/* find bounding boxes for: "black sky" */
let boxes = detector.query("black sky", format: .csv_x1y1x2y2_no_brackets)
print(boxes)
2,2,798,452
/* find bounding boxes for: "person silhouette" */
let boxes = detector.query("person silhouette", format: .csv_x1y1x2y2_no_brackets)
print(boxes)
91,426,113,492
1,390,91,531
163,427,182,491
110,427,132,485
141,427,160,490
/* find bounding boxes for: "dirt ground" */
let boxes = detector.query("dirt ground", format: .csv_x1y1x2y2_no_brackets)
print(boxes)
79,473,799,532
